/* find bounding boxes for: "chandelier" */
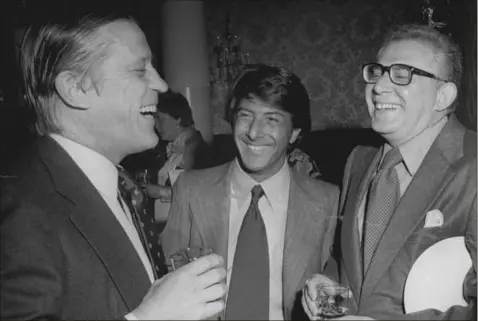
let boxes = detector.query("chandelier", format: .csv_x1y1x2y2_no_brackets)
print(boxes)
211,15,250,87
421,0,450,31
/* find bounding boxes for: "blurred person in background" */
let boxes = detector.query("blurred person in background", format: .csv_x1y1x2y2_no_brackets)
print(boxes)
142,90,213,223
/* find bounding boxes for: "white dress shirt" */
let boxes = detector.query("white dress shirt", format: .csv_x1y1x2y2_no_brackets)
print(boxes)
228,159,291,320
50,134,154,283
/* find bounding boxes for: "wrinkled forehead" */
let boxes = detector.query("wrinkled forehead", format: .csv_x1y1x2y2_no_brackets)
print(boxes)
98,19,152,62
378,39,445,74
245,94,288,112
239,96,291,119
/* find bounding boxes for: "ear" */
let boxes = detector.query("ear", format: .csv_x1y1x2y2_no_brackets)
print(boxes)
55,70,93,109
434,82,457,112
289,128,302,144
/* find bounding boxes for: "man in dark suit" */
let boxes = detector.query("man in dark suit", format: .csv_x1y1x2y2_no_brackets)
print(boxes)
161,65,339,320
0,11,227,320
302,24,476,320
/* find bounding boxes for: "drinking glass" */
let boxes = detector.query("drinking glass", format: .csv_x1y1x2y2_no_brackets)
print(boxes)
167,247,213,272
135,169,150,185
314,283,350,319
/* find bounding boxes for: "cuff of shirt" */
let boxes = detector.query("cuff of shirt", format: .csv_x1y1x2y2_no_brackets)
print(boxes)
124,312,139,320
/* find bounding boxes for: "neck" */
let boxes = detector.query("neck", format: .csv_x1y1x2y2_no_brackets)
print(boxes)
59,129,125,165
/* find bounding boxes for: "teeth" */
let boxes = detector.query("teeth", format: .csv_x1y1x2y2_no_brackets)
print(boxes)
376,103,400,110
248,145,267,151
139,104,157,114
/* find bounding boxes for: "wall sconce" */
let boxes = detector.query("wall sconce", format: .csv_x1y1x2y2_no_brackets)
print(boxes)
211,15,250,87
421,0,450,31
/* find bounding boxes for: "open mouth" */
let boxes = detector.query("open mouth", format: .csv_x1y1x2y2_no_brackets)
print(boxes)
247,145,268,152
375,103,401,110
242,141,270,153
139,104,157,116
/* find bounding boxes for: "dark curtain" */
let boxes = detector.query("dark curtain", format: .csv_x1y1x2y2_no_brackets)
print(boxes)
454,0,477,132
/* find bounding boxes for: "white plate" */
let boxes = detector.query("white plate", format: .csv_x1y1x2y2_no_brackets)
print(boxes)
404,236,471,313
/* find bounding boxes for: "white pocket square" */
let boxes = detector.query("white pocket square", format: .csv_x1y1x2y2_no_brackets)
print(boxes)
424,209,444,228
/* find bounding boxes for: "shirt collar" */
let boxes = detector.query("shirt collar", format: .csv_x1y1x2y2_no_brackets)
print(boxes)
231,158,290,212
384,117,448,175
50,133,119,201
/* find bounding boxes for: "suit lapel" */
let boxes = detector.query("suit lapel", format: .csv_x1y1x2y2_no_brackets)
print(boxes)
69,199,151,310
360,117,465,302
39,137,151,310
282,171,322,314
341,147,381,303
189,163,232,267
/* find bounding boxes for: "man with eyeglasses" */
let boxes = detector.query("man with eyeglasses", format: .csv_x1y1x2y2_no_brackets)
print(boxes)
302,24,476,320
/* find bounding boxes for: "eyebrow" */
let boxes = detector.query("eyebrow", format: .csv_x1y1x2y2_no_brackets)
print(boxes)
125,57,149,69
263,111,286,118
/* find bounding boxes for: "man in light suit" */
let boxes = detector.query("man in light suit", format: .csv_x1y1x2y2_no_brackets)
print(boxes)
303,24,476,320
0,10,227,320
161,64,339,320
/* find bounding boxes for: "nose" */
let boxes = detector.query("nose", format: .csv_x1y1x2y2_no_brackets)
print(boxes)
373,71,393,94
148,66,168,93
246,117,263,140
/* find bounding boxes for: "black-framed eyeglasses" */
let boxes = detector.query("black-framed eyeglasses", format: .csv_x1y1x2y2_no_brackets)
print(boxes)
362,62,448,86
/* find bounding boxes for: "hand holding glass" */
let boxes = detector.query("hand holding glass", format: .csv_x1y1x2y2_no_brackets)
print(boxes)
314,283,350,319
167,247,213,272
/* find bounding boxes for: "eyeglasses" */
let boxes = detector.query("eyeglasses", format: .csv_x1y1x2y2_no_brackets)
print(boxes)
362,62,447,86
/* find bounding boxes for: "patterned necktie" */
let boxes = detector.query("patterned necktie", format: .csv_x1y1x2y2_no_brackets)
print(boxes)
225,185,269,320
363,148,403,273
117,169,168,279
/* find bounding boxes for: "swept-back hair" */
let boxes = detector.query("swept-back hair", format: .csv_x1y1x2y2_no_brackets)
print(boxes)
21,11,135,135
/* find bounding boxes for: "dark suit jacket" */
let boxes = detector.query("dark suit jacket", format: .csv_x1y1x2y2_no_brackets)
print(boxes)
0,137,156,320
328,115,477,319
160,161,339,320
180,127,214,170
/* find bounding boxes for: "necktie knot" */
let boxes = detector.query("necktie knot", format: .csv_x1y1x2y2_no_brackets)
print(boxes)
117,166,128,192
379,148,402,172
251,185,264,204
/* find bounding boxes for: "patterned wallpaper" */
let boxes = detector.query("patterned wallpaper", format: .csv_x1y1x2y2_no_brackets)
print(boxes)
204,0,416,133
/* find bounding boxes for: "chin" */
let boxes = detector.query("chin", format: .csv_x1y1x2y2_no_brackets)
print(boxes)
372,119,402,135
138,133,159,150
239,156,269,173
241,161,267,172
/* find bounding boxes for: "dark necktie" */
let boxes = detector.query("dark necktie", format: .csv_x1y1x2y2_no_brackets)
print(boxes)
225,185,269,320
117,169,168,279
363,148,403,273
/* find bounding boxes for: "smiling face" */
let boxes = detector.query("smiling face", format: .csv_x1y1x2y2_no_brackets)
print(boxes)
85,20,168,161
233,97,300,182
365,40,444,146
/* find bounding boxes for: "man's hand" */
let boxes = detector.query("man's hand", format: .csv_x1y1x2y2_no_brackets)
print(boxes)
336,316,374,320
132,253,227,320
301,274,352,320
142,184,172,202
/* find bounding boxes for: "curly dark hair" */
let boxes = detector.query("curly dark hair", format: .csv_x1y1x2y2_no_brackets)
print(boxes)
225,64,311,135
